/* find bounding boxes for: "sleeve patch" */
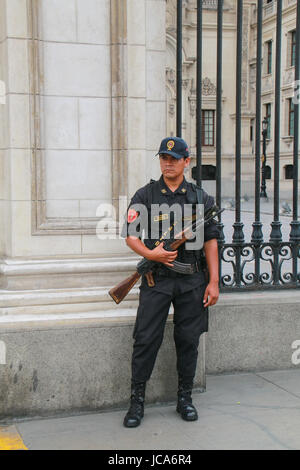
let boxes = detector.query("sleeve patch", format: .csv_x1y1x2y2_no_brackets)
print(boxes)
127,208,138,223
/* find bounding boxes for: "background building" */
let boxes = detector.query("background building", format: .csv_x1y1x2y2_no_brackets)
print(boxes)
166,0,299,197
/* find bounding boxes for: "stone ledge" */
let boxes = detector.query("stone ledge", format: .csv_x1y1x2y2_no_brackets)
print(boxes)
206,292,300,374
0,285,139,316
0,255,139,275
0,309,205,420
0,308,140,331
217,289,300,306
0,286,139,307
0,255,141,290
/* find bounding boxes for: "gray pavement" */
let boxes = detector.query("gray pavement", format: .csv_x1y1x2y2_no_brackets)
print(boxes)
14,368,300,450
220,196,296,242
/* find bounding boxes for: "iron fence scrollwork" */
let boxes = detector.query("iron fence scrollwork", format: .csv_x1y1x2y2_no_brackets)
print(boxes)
176,0,299,291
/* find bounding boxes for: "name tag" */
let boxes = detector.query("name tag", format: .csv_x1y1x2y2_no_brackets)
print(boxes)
153,214,169,222
183,215,195,221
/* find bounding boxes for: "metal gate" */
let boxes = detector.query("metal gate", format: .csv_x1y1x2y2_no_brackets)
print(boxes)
176,0,299,290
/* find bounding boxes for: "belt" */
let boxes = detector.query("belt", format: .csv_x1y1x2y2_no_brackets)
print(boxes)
155,262,199,278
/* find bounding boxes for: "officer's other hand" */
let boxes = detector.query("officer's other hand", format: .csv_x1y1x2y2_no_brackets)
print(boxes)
148,243,178,267
203,281,219,307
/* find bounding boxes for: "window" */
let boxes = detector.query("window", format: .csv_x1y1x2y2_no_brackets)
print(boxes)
291,30,296,67
265,166,272,180
266,40,272,74
285,165,293,180
202,165,216,180
265,103,271,139
202,110,215,146
288,98,294,137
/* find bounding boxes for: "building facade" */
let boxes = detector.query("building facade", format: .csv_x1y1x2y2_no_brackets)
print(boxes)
0,0,168,290
166,0,299,197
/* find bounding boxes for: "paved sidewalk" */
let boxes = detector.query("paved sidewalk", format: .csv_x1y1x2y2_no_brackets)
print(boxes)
220,196,295,242
6,368,300,450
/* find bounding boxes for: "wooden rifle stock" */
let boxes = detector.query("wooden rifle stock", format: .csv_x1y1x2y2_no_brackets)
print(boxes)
108,236,189,305
109,271,142,304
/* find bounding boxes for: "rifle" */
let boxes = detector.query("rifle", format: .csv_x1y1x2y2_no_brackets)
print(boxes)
109,206,224,305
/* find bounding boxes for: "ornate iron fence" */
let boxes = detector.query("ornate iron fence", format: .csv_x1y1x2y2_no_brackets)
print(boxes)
176,0,300,290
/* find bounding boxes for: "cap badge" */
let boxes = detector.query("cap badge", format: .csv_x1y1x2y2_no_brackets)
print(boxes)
167,140,175,151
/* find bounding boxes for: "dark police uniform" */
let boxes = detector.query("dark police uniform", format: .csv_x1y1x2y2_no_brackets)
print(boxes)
122,174,220,384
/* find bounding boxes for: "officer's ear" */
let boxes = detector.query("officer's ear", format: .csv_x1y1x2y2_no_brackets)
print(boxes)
184,157,191,168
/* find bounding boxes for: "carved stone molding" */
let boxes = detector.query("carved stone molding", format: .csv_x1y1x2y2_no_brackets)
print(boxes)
202,77,217,96
283,68,295,87
166,67,176,91
169,103,175,117
189,96,196,117
27,0,127,235
262,75,274,94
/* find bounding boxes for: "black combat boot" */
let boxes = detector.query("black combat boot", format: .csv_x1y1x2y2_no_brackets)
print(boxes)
123,381,146,428
176,377,198,421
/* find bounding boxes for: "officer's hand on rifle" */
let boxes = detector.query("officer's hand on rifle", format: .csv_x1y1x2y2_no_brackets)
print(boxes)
147,242,178,268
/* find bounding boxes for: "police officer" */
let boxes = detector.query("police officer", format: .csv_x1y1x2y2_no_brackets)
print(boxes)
122,137,220,428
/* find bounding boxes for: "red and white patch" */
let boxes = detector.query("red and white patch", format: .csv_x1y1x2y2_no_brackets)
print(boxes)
127,209,138,223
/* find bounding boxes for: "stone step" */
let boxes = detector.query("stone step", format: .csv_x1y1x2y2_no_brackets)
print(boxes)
0,307,139,326
0,286,139,316
0,256,140,290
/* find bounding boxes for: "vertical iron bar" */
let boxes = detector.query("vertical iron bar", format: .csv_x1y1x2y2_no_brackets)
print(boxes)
270,0,282,244
233,0,244,239
232,0,244,287
251,0,263,286
269,0,282,287
216,0,223,216
216,0,225,243
251,0,263,243
235,0,242,229
216,0,225,288
289,0,300,246
196,0,203,186
260,130,268,198
176,0,182,138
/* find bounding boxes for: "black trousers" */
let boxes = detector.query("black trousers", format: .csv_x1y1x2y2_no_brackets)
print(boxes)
131,276,208,383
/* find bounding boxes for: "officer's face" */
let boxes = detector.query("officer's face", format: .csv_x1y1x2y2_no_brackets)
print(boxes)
159,154,190,179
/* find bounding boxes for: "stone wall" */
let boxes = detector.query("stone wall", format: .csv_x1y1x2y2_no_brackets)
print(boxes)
0,0,166,295
0,0,166,262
